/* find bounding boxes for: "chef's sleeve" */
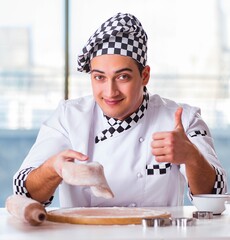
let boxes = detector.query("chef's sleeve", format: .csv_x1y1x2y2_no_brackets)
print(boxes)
180,106,228,200
12,100,72,206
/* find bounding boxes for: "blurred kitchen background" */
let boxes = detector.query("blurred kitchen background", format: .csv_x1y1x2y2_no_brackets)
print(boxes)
0,0,230,207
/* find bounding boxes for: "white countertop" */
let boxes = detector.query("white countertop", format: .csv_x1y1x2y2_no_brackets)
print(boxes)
1,206,230,240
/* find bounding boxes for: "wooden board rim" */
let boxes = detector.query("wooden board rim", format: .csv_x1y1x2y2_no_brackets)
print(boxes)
47,207,171,225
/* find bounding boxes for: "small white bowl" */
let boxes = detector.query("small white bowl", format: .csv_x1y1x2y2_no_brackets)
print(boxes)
192,194,230,215
224,200,230,213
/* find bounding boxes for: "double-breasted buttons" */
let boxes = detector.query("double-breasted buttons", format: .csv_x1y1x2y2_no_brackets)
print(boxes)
137,172,143,178
139,137,144,142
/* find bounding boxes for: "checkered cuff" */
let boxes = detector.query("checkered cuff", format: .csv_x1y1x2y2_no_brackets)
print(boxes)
13,167,35,197
212,166,225,194
188,165,226,201
13,167,53,207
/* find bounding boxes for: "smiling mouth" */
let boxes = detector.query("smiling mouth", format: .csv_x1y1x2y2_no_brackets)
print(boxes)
104,99,123,105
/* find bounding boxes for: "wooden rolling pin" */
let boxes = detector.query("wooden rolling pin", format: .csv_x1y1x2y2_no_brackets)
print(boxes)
5,195,47,226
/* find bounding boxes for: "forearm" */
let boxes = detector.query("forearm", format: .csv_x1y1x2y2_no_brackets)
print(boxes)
25,160,62,203
185,146,216,195
24,149,88,203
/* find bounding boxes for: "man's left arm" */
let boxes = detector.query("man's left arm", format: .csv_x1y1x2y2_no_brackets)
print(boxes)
151,107,227,195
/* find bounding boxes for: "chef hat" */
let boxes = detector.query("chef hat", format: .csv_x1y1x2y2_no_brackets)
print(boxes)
77,12,148,73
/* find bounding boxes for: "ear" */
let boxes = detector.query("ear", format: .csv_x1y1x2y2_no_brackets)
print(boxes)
142,65,150,85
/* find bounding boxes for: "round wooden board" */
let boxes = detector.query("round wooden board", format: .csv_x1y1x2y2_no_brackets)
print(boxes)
47,207,171,225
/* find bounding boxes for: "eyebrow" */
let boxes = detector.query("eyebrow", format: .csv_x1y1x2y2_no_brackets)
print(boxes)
91,68,133,74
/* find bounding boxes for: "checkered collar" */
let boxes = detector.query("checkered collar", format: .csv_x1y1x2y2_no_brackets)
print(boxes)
95,87,149,143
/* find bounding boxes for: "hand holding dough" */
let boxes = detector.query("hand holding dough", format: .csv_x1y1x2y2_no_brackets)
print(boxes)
62,161,114,199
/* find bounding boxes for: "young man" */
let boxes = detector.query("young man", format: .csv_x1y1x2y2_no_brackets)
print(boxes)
13,13,227,208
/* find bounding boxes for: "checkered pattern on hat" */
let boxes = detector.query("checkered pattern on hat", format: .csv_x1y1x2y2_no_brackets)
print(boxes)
77,12,148,73
146,163,172,175
95,87,149,143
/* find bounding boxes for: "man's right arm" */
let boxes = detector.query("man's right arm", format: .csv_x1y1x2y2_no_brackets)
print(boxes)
14,149,88,205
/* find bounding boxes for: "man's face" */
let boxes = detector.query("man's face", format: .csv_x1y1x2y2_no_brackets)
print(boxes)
90,54,150,120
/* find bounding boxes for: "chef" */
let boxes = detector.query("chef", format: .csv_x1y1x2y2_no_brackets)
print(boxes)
13,13,227,208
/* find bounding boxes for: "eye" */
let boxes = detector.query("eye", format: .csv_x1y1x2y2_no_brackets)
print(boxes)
93,75,105,81
117,74,130,81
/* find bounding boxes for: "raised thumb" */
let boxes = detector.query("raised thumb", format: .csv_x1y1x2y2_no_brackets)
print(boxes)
174,107,184,130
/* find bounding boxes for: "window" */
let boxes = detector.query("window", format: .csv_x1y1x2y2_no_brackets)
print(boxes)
0,0,64,206
0,0,64,129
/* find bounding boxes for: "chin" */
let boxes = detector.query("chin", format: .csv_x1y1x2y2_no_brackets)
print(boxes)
101,106,129,120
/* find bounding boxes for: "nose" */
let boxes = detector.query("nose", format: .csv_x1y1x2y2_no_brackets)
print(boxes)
105,80,119,97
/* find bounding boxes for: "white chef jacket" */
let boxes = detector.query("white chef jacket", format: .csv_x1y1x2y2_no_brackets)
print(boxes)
14,93,227,208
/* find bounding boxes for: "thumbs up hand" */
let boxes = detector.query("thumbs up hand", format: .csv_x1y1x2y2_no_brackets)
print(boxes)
151,107,194,164
174,107,184,131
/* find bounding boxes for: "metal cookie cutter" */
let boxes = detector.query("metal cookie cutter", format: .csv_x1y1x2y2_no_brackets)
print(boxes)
172,217,196,227
142,218,172,228
193,211,213,219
